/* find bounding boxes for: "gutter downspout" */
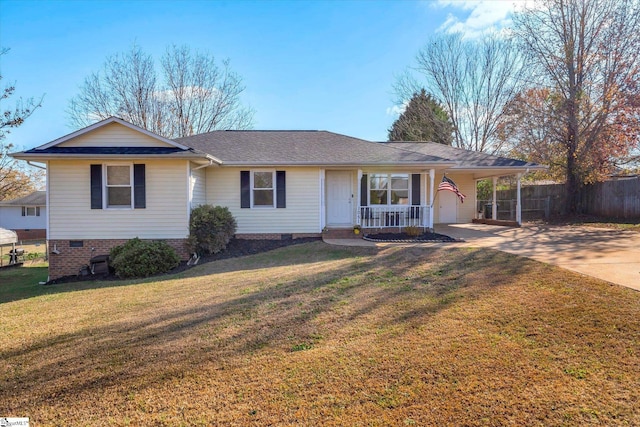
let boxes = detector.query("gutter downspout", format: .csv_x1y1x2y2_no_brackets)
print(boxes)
192,158,215,170
27,161,47,170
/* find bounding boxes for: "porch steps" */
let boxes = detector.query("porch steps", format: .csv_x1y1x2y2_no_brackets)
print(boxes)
322,228,363,240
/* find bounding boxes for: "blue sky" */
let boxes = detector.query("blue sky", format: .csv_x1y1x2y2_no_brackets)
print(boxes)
0,0,518,150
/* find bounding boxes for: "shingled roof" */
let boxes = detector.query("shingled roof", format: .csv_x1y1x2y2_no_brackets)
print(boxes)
175,130,453,166
0,191,46,206
383,142,540,168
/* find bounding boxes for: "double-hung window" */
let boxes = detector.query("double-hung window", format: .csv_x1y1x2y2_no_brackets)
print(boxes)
369,173,409,205
91,163,145,210
240,170,286,209
105,165,133,208
252,171,275,207
22,206,41,216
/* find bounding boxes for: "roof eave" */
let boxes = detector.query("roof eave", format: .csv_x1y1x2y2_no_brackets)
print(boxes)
9,152,212,161
449,165,548,179
218,161,459,168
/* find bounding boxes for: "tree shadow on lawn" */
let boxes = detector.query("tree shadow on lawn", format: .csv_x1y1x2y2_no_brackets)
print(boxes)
0,243,534,417
0,241,366,304
491,224,639,263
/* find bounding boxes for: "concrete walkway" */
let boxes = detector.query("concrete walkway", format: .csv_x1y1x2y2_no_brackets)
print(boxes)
324,223,640,291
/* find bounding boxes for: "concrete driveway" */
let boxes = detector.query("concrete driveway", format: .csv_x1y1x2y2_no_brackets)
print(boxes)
434,223,640,291
324,224,640,291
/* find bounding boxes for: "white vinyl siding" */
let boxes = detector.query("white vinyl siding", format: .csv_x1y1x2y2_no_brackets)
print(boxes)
48,159,189,239
57,122,176,148
190,165,207,208
0,206,47,230
433,173,476,223
206,167,321,234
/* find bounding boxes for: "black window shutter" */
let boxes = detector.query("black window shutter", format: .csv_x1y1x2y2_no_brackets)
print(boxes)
22,207,25,216
90,164,103,209
360,174,368,206
276,171,286,208
411,174,421,205
36,206,41,216
134,164,146,209
240,171,250,208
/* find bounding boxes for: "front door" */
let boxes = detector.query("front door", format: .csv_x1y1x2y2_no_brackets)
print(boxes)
326,171,352,226
438,190,457,223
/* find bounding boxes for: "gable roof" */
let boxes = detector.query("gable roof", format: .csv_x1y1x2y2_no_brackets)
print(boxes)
0,191,46,206
176,130,455,166
37,117,190,150
12,117,216,163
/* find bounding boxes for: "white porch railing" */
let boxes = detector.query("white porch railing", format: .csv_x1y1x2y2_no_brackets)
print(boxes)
358,205,430,229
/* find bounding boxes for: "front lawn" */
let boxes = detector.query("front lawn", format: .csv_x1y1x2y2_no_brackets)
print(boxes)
1,242,638,426
0,262,49,302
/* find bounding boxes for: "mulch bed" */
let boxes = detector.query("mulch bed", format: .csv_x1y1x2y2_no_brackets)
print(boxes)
47,237,321,285
363,232,458,243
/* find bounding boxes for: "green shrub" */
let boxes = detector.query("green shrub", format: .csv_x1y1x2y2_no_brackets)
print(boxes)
109,238,180,278
187,205,237,255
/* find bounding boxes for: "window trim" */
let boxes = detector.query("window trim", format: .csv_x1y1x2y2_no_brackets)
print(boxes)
22,206,41,216
104,163,134,209
250,169,276,208
367,173,411,206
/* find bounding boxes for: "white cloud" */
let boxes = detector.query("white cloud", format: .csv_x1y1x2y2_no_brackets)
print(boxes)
386,102,408,116
435,0,535,38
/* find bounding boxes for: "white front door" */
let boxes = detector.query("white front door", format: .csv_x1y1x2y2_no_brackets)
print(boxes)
438,190,457,223
326,171,352,226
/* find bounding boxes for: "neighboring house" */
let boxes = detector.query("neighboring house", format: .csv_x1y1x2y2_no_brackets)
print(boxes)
0,191,47,240
11,117,544,279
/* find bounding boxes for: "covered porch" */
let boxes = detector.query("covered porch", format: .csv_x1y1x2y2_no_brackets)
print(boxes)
322,165,534,232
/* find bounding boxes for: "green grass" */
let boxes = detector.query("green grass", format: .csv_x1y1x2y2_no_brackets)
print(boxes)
0,262,49,302
1,242,639,426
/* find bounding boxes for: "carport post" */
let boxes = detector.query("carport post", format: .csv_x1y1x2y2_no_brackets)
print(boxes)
516,173,522,225
356,169,362,226
492,176,498,220
429,169,435,230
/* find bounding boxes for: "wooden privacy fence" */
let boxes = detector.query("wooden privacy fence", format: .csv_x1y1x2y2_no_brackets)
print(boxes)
495,177,640,219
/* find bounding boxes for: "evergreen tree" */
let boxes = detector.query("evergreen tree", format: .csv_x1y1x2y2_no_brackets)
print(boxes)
388,89,453,144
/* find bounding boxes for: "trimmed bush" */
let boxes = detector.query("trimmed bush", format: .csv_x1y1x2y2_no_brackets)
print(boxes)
110,238,180,278
404,226,423,237
187,205,237,255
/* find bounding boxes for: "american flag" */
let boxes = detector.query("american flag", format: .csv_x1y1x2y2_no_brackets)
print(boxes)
438,175,466,203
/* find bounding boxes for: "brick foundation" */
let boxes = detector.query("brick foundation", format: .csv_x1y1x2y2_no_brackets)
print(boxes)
14,229,46,241
48,238,189,280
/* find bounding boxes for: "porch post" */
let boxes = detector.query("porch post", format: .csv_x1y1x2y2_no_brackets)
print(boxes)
516,173,522,225
356,169,362,226
429,169,435,230
421,172,427,228
320,169,326,230
492,176,498,220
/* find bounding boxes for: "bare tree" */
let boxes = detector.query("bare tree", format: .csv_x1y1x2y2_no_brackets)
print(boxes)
414,33,528,154
513,0,640,213
68,44,254,138
1,48,44,201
